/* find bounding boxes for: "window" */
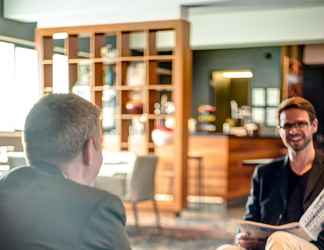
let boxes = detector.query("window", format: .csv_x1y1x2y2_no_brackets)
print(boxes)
0,42,15,131
252,87,280,127
0,41,41,131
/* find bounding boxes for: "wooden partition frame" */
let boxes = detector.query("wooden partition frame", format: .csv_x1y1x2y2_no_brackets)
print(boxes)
35,20,192,213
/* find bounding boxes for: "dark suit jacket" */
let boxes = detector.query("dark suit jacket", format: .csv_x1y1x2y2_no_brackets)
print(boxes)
244,151,324,249
0,164,131,250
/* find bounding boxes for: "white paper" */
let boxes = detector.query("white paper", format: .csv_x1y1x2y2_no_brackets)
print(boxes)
237,220,311,241
299,187,324,240
237,187,324,241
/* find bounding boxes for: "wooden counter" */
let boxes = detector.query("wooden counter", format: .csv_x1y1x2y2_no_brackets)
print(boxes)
155,134,285,202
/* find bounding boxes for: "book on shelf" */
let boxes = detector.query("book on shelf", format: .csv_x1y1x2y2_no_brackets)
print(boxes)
237,187,324,241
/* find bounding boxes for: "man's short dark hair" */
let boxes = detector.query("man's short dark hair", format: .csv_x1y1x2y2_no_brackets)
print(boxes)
24,94,100,166
278,96,317,122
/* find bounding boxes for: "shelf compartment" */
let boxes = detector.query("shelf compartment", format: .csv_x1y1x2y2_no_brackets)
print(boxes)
102,64,116,87
148,60,173,85
95,32,118,60
76,34,91,59
121,61,146,87
121,31,146,57
121,90,145,114
92,62,117,88
74,62,91,86
152,29,175,56
64,33,91,60
102,89,117,132
148,89,174,115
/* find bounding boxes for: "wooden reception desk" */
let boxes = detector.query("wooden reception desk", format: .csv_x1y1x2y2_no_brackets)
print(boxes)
155,134,285,202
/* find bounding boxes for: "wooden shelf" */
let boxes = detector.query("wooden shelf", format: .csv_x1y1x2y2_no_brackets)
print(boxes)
120,56,145,62
93,58,118,64
148,55,174,61
147,114,173,119
117,85,145,91
68,58,91,64
147,85,174,90
36,19,191,214
93,85,116,91
118,114,144,119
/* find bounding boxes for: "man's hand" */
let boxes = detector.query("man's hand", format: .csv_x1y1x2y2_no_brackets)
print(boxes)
235,232,266,250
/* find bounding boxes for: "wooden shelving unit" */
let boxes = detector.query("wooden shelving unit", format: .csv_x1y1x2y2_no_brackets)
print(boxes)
36,20,192,213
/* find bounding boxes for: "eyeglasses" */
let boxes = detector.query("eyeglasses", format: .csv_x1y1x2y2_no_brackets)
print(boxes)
278,121,310,131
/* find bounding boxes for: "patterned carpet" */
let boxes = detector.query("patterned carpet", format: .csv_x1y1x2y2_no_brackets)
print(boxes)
127,225,233,250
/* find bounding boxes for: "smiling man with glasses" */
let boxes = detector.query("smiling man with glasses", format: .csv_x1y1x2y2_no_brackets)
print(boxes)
218,97,324,250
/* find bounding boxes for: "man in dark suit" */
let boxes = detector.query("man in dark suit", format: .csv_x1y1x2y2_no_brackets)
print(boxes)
0,94,131,250
218,97,324,250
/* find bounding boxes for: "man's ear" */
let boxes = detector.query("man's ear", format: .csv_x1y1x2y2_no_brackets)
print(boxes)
82,139,92,166
311,118,319,134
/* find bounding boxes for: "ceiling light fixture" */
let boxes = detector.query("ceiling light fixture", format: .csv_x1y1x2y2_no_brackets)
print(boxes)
222,71,253,78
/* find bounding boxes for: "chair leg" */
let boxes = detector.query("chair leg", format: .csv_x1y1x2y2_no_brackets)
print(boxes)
132,201,139,228
152,199,161,229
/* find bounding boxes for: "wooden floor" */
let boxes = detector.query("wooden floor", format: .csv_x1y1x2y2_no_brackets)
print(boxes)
126,201,245,233
125,201,245,249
